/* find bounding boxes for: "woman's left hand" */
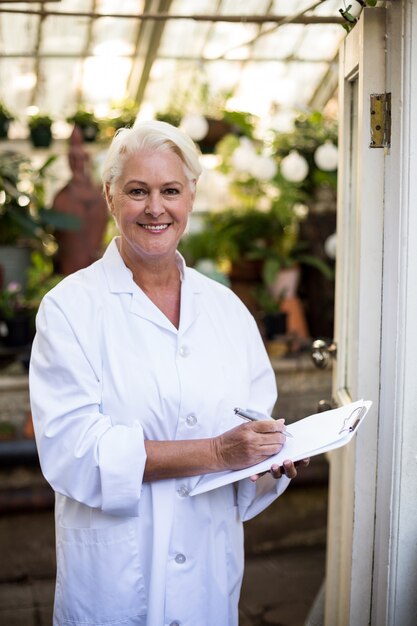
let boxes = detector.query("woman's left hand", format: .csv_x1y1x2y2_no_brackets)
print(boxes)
250,457,310,482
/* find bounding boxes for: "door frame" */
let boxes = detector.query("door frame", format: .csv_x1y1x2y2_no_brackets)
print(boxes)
325,9,386,625
372,1,417,624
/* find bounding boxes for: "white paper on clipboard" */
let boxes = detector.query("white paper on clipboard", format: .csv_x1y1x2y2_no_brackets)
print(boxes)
190,399,372,496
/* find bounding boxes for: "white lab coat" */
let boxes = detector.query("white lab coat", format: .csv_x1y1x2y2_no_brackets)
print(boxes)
29,238,290,626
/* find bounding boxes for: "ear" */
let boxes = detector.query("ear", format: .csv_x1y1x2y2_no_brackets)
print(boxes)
104,183,115,214
188,179,196,212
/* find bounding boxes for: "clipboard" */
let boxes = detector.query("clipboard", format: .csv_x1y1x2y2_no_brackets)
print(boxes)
190,399,372,496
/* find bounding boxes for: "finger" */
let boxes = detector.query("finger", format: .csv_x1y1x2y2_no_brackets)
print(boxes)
256,429,287,446
271,417,290,436
255,431,286,451
270,463,283,479
282,460,298,479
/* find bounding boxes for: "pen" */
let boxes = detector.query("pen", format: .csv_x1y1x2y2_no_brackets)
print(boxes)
234,407,294,438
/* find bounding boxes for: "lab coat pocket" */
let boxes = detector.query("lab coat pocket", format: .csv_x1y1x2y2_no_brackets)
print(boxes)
56,519,147,625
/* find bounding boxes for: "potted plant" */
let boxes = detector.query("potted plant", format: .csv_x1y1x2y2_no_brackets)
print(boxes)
24,250,63,311
271,111,338,201
196,109,256,154
178,202,299,317
0,102,14,140
0,150,80,286
28,113,53,148
155,110,182,127
180,109,336,340
0,281,34,347
66,107,100,142
271,110,338,337
102,99,139,138
181,171,332,324
254,283,287,341
0,252,63,348
0,421,18,441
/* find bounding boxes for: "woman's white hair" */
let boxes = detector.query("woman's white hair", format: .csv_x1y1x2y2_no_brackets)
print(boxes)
101,119,202,193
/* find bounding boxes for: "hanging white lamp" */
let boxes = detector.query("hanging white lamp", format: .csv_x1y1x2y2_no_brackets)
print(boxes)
314,141,339,171
280,150,309,183
180,114,209,141
231,138,258,173
324,232,337,260
249,155,278,181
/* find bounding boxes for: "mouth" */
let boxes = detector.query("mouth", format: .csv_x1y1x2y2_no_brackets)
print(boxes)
137,223,170,232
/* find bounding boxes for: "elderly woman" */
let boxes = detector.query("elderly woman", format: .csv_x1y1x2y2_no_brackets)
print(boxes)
29,120,305,626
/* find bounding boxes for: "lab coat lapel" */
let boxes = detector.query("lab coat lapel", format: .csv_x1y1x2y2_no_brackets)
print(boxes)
101,238,201,334
129,290,177,332
102,238,177,332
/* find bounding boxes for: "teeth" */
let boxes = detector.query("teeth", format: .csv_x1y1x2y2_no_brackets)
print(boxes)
140,224,169,231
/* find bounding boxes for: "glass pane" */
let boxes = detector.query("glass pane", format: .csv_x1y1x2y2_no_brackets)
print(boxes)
35,59,80,118
220,0,271,13
0,58,35,117
91,17,137,55
40,15,91,54
159,19,211,57
204,22,258,60
0,12,39,54
169,0,214,15
81,56,132,106
96,0,145,14
60,0,95,12
144,60,196,114
346,78,359,397
296,25,344,61
252,24,305,59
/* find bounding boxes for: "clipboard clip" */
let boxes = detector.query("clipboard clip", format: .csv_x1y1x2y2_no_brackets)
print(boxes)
338,405,367,435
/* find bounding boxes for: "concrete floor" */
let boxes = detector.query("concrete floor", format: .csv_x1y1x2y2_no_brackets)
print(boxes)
0,456,328,626
240,548,325,626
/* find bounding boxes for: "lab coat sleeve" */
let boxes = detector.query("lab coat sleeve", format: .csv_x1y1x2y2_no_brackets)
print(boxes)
236,311,291,522
29,293,147,517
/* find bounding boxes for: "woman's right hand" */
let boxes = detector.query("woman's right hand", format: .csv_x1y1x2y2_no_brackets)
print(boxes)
213,419,287,470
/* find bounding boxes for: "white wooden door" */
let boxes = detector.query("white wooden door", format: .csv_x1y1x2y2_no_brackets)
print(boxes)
325,8,386,625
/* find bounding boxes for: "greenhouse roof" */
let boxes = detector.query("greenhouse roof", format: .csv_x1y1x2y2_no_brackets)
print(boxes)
0,0,346,136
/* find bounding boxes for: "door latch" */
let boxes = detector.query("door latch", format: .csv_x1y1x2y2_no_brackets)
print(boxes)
311,339,337,369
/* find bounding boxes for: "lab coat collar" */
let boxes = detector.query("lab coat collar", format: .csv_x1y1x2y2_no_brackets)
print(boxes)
102,238,136,294
102,238,202,334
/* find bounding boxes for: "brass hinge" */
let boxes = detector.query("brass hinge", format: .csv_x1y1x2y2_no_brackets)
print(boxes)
370,93,391,149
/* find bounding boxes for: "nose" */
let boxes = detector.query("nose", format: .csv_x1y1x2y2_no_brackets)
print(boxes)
146,192,165,217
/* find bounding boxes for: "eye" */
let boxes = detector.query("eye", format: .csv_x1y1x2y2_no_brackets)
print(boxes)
128,187,147,198
163,187,180,196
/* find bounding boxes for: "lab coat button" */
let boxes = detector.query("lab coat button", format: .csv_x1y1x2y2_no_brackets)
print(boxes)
176,485,189,498
179,345,190,357
175,553,186,564
169,622,180,626
185,413,197,427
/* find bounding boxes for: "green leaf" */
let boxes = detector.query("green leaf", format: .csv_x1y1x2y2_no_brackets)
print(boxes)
8,206,39,235
262,258,282,287
38,208,81,230
38,154,58,175
296,253,334,280
339,9,358,24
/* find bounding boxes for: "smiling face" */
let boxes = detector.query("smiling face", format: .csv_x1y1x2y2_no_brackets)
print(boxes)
106,148,195,267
